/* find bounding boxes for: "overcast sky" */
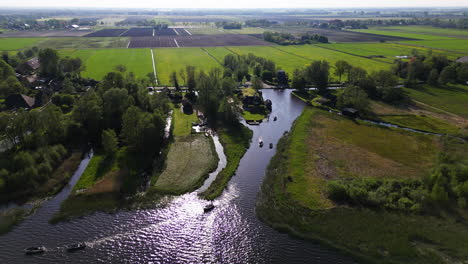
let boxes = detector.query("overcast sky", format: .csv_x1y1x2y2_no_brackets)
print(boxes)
3,0,468,9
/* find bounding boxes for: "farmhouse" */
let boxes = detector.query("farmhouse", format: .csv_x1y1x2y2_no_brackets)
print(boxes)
456,56,468,63
341,107,359,118
5,94,35,110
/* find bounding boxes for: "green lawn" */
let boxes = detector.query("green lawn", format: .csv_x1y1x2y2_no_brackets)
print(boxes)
153,135,217,194
404,84,468,118
59,48,153,80
153,47,220,85
0,38,45,50
317,43,463,63
399,39,468,53
172,105,198,137
349,28,454,40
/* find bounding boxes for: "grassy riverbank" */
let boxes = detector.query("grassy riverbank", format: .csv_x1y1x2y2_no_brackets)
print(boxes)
257,107,468,263
152,134,218,194
200,123,252,200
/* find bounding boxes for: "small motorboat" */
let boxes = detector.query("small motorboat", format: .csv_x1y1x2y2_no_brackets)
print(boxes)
24,246,45,255
259,137,264,147
204,204,215,213
273,116,277,121
269,143,273,149
66,243,86,252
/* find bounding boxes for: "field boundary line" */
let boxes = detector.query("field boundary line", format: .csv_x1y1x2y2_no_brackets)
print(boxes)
150,49,159,85
174,39,180,48
224,47,239,55
126,40,130,49
174,28,179,36
153,29,155,37
184,28,192,35
200,48,223,66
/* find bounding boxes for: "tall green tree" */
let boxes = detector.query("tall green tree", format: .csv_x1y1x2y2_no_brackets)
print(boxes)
38,48,60,78
102,129,118,156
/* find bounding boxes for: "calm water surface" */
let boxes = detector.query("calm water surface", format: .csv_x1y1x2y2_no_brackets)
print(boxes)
0,90,356,264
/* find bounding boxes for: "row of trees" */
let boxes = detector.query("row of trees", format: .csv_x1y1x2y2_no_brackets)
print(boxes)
263,31,328,45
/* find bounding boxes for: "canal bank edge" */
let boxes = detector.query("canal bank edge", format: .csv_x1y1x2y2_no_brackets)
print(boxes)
200,123,253,200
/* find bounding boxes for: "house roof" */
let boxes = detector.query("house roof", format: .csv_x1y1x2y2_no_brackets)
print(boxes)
456,56,468,63
26,57,40,70
20,94,35,108
5,94,35,109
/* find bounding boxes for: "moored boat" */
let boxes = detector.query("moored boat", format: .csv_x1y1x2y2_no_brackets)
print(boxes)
24,246,45,255
204,204,215,213
66,243,86,252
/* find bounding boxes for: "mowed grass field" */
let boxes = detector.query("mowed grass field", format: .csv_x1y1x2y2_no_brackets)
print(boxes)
0,37,45,50
404,84,468,118
378,25,468,39
59,48,153,80
153,47,221,85
349,28,455,40
317,43,463,63
399,39,468,53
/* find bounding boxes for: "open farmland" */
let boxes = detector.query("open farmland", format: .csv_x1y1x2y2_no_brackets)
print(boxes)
155,28,177,36
37,37,129,49
85,29,128,37
59,48,153,80
153,47,220,85
317,43,464,63
121,28,154,37
173,28,191,36
0,30,91,38
202,47,235,63
0,37,45,50
363,26,468,39
398,39,468,53
228,45,390,75
349,28,454,40
129,34,270,48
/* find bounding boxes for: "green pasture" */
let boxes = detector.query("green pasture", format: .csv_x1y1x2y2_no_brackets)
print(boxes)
0,38,45,50
153,47,220,85
350,29,454,40
317,43,463,63
399,39,468,53
275,45,390,73
371,25,468,39
37,37,129,49
59,48,153,80
404,84,468,118
202,47,235,63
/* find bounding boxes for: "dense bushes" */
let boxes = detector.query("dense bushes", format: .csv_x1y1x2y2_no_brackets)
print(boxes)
327,179,427,212
0,145,68,196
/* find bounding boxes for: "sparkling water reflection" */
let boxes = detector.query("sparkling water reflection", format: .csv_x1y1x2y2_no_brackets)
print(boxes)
0,90,357,264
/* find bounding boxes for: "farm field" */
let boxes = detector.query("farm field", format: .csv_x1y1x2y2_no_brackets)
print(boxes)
349,29,454,40
202,47,234,63
85,29,128,37
0,37,45,50
398,39,468,53
274,45,390,73
128,35,270,48
37,37,129,49
153,47,220,85
403,84,468,118
367,26,468,39
317,43,464,63
59,48,153,80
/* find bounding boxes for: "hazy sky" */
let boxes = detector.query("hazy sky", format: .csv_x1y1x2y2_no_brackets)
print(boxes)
3,0,468,9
